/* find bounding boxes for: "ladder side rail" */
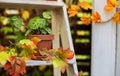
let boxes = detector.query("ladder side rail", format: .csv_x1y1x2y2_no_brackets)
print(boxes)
59,5,78,76
52,9,61,76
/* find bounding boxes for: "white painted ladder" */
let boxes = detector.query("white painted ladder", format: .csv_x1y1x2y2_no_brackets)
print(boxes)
0,0,78,76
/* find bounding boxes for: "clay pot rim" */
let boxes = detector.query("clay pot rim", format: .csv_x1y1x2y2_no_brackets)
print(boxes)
27,34,54,40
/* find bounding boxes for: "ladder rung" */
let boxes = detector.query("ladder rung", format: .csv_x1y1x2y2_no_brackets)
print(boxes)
0,0,64,9
26,59,76,66
26,60,52,66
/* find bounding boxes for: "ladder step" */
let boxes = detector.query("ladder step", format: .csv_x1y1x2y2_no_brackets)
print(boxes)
26,59,76,66
0,0,64,9
26,60,52,66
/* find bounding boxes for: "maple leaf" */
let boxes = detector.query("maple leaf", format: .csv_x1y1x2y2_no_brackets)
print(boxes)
78,1,92,10
53,56,67,72
112,11,120,24
104,0,118,12
52,48,74,73
0,51,10,65
64,48,74,59
19,39,37,49
81,16,91,25
91,11,101,22
19,49,36,60
67,4,80,17
4,57,26,76
38,49,55,61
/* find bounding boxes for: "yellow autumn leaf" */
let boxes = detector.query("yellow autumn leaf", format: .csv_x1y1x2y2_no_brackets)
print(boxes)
81,16,91,25
112,11,120,24
104,0,118,12
91,11,101,22
67,4,80,17
31,37,41,45
0,51,10,65
53,56,67,69
22,10,30,21
78,1,92,10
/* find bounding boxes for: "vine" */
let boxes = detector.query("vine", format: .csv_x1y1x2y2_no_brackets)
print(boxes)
67,0,119,25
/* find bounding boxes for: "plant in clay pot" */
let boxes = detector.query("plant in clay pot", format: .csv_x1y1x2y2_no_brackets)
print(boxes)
25,11,54,50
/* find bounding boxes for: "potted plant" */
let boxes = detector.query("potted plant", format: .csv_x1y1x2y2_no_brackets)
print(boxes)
25,11,54,50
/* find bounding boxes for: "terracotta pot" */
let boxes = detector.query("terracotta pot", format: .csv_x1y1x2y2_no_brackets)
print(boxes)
27,34,54,60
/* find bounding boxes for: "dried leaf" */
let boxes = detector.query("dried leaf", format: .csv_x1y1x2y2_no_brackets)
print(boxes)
81,16,91,25
67,4,80,17
91,11,101,22
112,11,120,24
104,0,118,12
78,1,92,10
38,49,55,62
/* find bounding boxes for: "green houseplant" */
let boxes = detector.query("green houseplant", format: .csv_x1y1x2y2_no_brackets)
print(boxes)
25,11,54,51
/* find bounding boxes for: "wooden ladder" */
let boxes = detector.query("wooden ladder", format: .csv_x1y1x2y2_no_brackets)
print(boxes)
0,0,78,76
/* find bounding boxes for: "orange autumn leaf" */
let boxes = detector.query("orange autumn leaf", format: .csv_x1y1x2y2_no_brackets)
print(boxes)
112,12,120,24
78,1,92,10
81,16,91,25
67,4,80,17
61,67,66,74
0,45,7,51
104,0,118,12
91,11,101,22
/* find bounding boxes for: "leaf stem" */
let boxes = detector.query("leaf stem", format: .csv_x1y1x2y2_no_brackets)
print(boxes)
96,17,113,23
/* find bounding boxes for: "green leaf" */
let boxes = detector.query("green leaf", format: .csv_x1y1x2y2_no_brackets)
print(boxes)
42,11,51,19
10,16,22,29
0,51,10,65
28,17,41,30
25,29,33,36
44,27,52,34
28,17,48,30
6,48,17,56
39,18,48,28
1,27,13,35
40,28,47,34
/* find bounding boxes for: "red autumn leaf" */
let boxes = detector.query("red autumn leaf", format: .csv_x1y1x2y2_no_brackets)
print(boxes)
0,45,7,51
4,57,26,76
4,61,11,70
